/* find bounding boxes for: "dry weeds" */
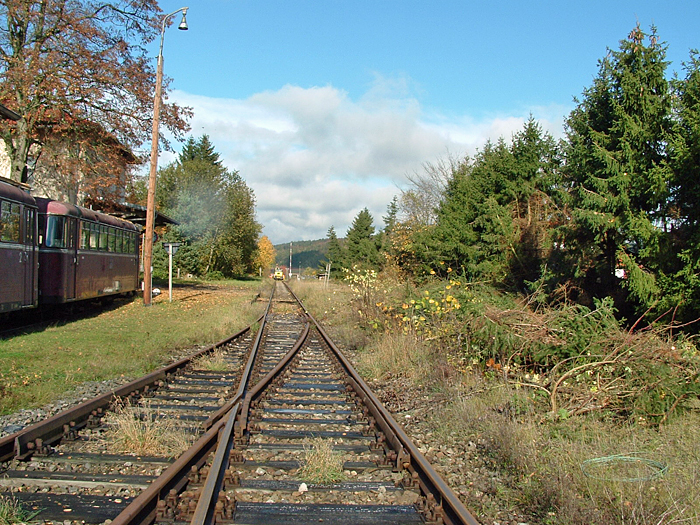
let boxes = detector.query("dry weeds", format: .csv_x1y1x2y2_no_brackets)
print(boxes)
192,348,229,372
102,400,193,458
298,437,346,485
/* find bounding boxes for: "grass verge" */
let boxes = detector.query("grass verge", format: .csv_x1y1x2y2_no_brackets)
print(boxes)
293,276,700,525
0,280,265,415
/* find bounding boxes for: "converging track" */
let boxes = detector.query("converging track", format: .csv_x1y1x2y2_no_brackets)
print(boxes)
0,282,480,525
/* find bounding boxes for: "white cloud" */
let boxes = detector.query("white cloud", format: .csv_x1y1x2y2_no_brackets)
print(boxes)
165,81,569,244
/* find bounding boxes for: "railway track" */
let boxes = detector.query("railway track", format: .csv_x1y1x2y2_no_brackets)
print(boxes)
0,282,480,525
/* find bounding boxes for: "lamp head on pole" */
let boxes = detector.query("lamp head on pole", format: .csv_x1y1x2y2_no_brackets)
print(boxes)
178,9,188,30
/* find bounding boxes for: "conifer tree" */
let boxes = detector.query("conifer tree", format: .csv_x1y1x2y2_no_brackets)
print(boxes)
179,134,222,167
345,208,381,269
563,25,672,310
324,226,345,277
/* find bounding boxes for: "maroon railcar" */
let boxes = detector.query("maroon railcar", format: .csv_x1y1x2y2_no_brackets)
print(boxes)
0,179,39,312
36,198,140,304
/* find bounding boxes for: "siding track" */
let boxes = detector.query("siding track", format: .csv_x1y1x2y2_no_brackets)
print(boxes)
1,283,480,525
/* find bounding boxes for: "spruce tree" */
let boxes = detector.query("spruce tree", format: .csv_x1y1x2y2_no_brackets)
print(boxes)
345,208,381,269
324,226,345,277
563,25,672,311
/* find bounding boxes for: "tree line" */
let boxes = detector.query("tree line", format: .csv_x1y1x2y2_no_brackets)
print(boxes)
148,135,263,280
330,26,700,328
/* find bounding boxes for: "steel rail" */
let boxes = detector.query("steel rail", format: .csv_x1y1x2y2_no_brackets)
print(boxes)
285,283,481,525
190,322,311,525
0,321,258,462
109,284,289,525
201,284,276,432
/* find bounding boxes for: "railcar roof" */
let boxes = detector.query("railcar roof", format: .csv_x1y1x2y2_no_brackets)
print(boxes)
35,198,139,231
0,179,37,207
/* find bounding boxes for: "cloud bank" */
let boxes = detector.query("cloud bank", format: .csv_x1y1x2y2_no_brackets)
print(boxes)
166,78,568,244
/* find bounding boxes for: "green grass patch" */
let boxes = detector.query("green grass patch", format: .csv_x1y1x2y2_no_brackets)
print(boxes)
0,494,40,525
0,280,265,414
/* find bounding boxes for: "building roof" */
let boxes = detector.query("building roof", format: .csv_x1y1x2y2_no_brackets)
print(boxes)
0,104,20,121
110,201,179,227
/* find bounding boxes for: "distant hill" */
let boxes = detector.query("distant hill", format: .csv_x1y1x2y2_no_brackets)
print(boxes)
274,238,333,271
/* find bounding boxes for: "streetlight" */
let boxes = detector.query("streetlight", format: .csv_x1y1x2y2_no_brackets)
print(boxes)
143,7,189,306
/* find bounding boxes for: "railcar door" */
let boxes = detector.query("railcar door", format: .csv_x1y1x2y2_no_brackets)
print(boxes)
65,217,77,300
23,206,38,307
0,200,23,311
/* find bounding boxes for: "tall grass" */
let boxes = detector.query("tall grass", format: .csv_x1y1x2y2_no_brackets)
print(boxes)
298,437,346,484
0,494,40,525
293,275,700,525
102,400,193,458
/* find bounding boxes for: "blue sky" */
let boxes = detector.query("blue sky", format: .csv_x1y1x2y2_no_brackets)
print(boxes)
148,1,700,244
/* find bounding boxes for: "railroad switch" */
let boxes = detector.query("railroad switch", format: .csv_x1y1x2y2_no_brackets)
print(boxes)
30,437,52,457
401,470,420,488
363,417,376,436
214,493,235,522
155,489,179,522
228,448,245,464
174,489,201,522
224,468,240,487
188,464,203,484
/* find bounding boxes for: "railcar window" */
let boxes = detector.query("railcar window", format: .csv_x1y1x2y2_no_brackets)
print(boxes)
0,201,21,243
126,231,134,254
99,225,108,251
115,230,123,253
108,227,116,252
24,208,35,245
90,222,99,249
80,221,90,249
45,216,67,248
67,218,76,249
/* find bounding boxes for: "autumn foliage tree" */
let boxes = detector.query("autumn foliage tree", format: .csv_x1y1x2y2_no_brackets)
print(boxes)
254,236,276,276
0,0,190,194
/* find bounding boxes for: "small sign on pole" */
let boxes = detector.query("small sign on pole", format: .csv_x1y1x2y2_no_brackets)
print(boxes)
162,242,182,302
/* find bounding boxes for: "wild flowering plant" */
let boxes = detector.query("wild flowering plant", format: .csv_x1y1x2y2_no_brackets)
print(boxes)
399,275,464,338
343,265,379,307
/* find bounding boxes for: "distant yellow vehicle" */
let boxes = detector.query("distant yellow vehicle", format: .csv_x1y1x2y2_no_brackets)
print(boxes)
273,268,285,280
